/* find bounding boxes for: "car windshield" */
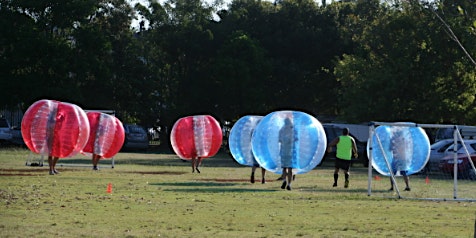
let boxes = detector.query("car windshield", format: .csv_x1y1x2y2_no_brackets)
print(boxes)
125,125,146,134
430,140,454,149
447,142,476,153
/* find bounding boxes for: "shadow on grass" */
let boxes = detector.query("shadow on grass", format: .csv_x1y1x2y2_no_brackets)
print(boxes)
151,181,241,187
299,186,370,193
122,171,187,175
149,181,276,193
162,188,276,193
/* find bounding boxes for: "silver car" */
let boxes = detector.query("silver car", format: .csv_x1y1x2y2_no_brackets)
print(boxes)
427,139,476,171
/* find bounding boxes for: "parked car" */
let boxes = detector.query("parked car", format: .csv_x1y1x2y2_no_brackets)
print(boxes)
425,139,476,172
322,125,368,167
122,124,149,151
439,154,476,180
0,118,13,145
426,139,458,172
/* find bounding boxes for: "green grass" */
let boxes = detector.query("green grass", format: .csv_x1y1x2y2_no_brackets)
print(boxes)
0,147,475,238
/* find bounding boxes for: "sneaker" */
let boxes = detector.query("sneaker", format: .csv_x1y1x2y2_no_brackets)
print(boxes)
332,183,337,187
53,170,59,174
344,180,349,188
286,185,291,190
404,187,411,191
389,187,394,191
49,170,55,175
261,179,266,184
93,166,99,171
281,181,287,189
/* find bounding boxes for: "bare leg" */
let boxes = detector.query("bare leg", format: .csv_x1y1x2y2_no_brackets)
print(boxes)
92,154,100,170
196,157,202,173
52,157,59,174
261,167,266,184
191,158,196,173
251,166,257,183
281,168,287,189
403,175,410,191
48,156,54,175
286,168,292,190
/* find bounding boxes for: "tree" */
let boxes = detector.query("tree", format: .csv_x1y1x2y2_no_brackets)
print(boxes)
0,0,98,109
334,0,476,124
209,31,272,120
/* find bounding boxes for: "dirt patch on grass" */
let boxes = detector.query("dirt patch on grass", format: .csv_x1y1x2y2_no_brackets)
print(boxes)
198,178,251,182
0,168,75,176
0,168,45,176
123,171,187,175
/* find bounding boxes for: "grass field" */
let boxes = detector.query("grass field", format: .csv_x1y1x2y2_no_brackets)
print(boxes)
1,147,475,238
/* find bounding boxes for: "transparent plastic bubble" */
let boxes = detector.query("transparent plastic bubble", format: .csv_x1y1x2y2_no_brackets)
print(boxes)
170,115,223,160
251,111,327,174
21,99,90,158
229,115,263,166
82,112,125,158
368,124,430,176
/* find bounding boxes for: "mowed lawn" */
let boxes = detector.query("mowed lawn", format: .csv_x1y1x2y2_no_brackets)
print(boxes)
0,147,475,238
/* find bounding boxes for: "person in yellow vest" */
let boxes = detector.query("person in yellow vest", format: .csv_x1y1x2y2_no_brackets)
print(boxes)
327,128,358,188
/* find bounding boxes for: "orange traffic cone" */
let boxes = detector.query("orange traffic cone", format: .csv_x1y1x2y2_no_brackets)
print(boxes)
106,183,112,193
425,176,430,184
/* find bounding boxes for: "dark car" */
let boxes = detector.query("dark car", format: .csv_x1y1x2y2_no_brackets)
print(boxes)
323,125,369,167
0,118,24,146
0,118,13,145
439,154,476,180
122,124,149,151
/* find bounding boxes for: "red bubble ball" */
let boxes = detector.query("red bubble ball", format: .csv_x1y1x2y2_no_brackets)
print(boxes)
170,115,223,160
82,112,125,158
21,99,90,158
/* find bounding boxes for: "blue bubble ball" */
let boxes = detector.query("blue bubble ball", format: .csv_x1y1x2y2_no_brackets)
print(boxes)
228,115,263,167
251,110,327,174
368,124,430,176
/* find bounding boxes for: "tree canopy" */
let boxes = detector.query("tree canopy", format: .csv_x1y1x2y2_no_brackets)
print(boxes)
1,0,475,128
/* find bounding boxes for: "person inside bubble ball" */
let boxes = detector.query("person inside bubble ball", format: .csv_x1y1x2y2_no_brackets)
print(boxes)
388,133,411,191
47,112,61,175
192,156,202,173
327,128,358,188
279,118,295,190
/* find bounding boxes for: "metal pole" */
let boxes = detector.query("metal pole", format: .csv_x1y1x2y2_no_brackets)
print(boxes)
375,131,401,199
453,126,458,199
367,125,374,196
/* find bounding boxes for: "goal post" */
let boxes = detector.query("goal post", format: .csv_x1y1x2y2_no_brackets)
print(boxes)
367,122,476,201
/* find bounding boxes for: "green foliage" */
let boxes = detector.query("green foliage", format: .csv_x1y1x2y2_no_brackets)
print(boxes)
1,0,476,126
334,0,476,124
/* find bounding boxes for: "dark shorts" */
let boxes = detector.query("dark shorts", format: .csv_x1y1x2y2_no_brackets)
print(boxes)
335,158,351,171
393,170,408,176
